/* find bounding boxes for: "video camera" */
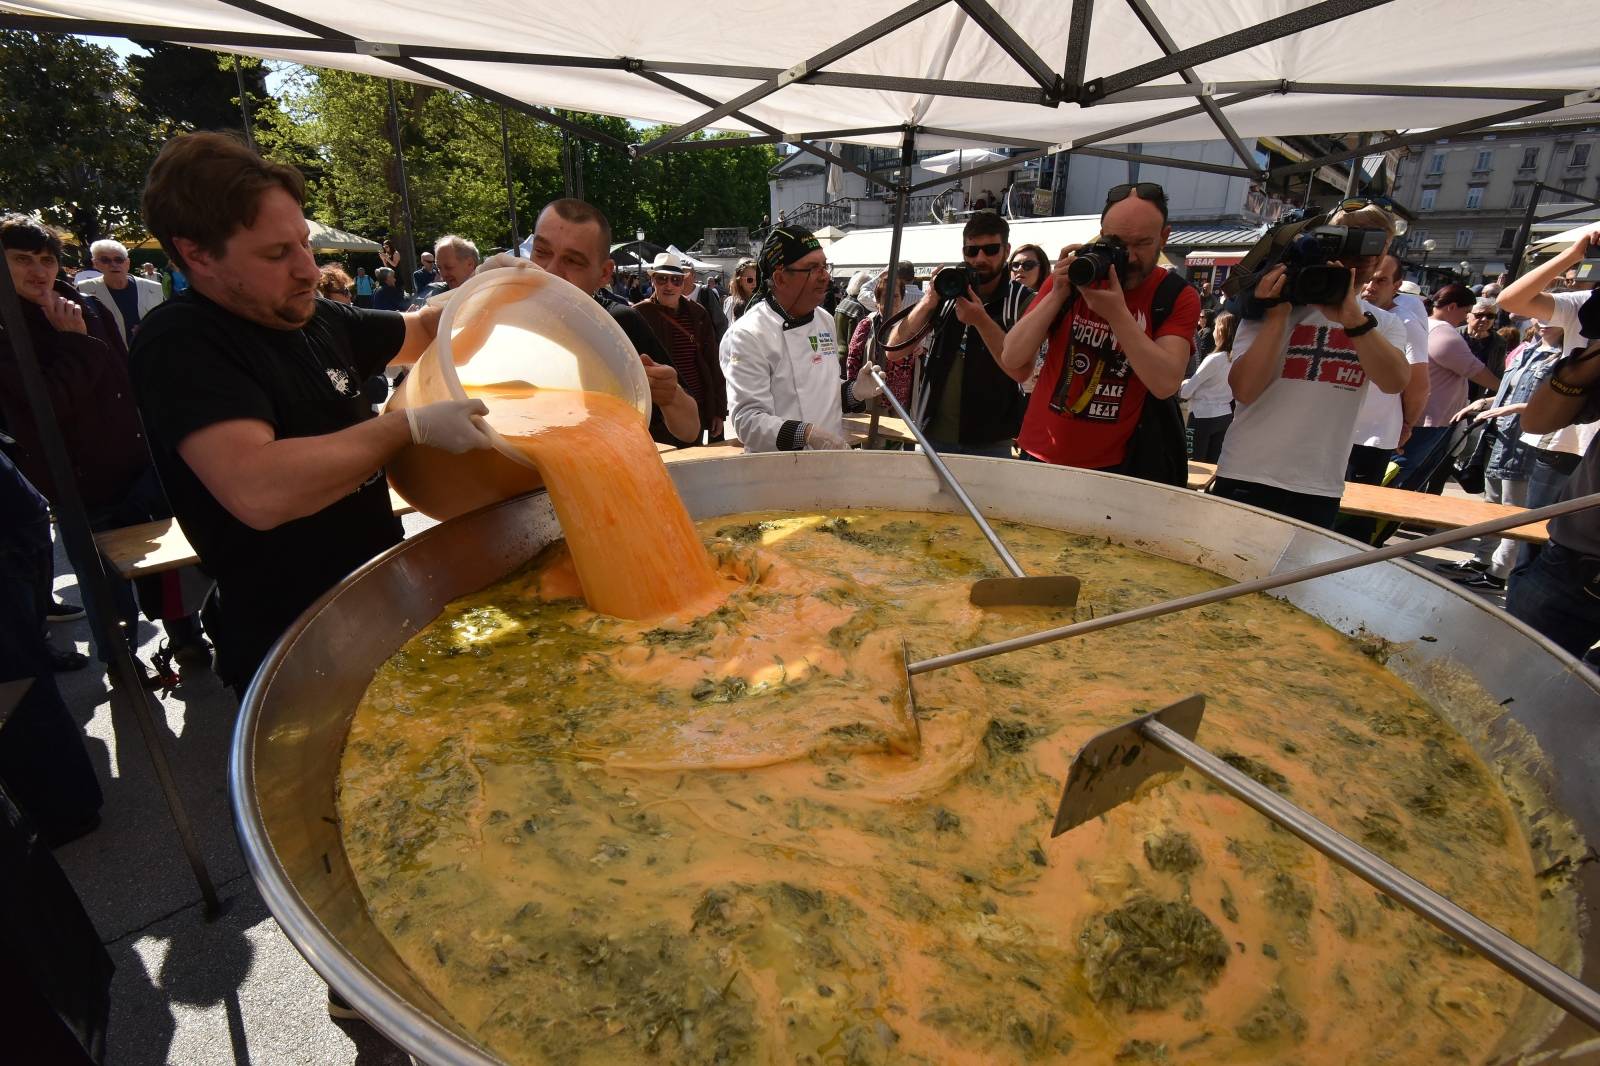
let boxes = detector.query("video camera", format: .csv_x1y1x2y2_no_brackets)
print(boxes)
1225,210,1388,308
933,265,981,301
1067,235,1129,287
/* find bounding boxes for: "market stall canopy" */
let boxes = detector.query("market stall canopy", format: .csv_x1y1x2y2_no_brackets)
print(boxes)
1532,219,1600,249
825,215,1102,273
4,1,1597,172
307,219,381,251
920,148,1010,175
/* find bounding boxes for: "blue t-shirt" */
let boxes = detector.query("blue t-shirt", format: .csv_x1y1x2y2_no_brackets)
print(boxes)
355,274,375,296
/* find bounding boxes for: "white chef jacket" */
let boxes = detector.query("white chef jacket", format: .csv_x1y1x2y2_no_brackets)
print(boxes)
720,298,845,452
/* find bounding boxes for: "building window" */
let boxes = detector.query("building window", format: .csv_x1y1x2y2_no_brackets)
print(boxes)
1562,178,1581,195
1465,187,1483,210
1427,152,1446,175
1420,188,1436,210
1499,228,1517,250
1511,185,1530,208
1574,143,1592,168
1474,149,1494,172
1520,146,1539,170
1454,229,1473,250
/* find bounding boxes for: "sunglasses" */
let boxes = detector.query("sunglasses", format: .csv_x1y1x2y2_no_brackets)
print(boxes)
650,274,684,285
1009,259,1042,272
782,262,832,277
1105,182,1168,213
94,255,128,264
963,242,1004,258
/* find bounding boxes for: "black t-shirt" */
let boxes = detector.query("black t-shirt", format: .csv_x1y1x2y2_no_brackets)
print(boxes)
130,291,407,687
107,282,142,340
607,302,696,448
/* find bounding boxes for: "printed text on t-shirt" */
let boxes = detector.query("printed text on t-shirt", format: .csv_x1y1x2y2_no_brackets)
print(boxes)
1282,323,1366,390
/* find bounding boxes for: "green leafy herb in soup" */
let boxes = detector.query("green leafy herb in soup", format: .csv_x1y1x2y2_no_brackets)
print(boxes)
339,511,1542,1065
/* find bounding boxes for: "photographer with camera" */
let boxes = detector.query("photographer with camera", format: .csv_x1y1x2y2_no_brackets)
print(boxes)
883,211,1032,456
1210,202,1410,527
1001,182,1199,482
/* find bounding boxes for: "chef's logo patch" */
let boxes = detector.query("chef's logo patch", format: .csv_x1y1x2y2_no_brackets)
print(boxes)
809,336,818,352
1282,324,1366,391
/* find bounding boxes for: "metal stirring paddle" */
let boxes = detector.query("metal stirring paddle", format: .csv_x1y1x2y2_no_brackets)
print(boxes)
865,363,1080,608
1054,695,1600,1032
902,489,1599,680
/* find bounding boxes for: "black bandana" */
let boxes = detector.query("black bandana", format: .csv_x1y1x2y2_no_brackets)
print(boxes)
757,226,821,291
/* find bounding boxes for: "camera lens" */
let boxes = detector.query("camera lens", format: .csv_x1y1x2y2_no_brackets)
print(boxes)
1066,255,1102,287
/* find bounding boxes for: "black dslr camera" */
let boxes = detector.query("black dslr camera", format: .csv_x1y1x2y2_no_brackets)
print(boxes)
933,264,980,301
1227,210,1387,309
1067,235,1128,287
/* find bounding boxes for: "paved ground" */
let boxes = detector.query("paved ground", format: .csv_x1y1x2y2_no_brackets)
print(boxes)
40,499,1516,1065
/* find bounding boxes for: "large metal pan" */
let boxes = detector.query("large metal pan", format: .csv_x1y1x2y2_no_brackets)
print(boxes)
230,452,1600,1065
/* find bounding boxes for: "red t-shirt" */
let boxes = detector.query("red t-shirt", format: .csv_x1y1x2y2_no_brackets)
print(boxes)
1017,268,1200,469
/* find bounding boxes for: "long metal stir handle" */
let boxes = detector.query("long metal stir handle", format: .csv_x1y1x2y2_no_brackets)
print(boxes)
910,490,1600,674
1146,719,1600,1030
866,363,1026,578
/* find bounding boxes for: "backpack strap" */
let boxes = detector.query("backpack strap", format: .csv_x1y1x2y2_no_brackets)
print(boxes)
1149,270,1191,335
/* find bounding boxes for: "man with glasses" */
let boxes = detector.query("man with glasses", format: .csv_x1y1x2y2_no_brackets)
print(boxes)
634,252,725,443
77,238,165,347
887,210,1032,457
720,225,879,452
1462,297,1508,396
411,249,437,295
1002,183,1200,480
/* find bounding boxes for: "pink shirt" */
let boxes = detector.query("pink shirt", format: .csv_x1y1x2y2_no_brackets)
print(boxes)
1420,319,1488,427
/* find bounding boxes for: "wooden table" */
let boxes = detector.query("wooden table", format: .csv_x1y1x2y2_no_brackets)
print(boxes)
1186,461,1549,544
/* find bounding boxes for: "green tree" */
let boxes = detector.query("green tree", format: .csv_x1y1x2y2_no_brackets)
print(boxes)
126,43,270,137
253,67,777,260
0,32,156,253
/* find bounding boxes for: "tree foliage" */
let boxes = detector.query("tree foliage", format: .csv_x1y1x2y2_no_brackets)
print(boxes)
257,68,777,258
126,43,270,137
0,35,777,265
0,32,156,253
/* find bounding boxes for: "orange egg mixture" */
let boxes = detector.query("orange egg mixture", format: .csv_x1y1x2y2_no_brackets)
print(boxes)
340,509,1548,1065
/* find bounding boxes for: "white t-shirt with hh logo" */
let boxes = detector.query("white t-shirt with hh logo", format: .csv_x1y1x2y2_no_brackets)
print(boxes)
1217,300,1407,499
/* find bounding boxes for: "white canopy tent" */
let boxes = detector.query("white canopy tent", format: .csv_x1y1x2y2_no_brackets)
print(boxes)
307,218,381,252
3,2,1596,173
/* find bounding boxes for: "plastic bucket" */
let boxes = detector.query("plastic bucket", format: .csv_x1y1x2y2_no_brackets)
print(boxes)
386,266,650,520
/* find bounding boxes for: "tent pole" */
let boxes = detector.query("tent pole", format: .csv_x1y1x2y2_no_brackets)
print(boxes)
0,250,221,920
233,56,255,150
1344,132,1367,197
1508,183,1547,281
870,127,916,449
499,105,520,252
385,80,419,288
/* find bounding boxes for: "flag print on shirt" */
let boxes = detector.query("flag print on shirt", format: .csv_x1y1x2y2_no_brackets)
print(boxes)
1282,322,1366,391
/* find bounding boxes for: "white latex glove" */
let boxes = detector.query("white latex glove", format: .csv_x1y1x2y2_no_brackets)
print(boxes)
804,423,851,451
850,360,884,402
474,252,542,276
405,399,495,453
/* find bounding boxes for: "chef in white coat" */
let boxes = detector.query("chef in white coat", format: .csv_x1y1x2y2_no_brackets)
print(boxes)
720,225,880,452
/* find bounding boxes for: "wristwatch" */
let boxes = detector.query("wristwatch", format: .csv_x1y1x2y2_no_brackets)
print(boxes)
1343,312,1378,338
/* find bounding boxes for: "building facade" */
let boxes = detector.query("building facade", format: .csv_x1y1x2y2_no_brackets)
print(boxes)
1390,117,1600,283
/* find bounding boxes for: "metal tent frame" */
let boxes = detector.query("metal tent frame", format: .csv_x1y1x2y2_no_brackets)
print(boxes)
3,0,1599,908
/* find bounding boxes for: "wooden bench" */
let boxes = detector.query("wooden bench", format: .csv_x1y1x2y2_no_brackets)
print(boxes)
1186,461,1550,544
